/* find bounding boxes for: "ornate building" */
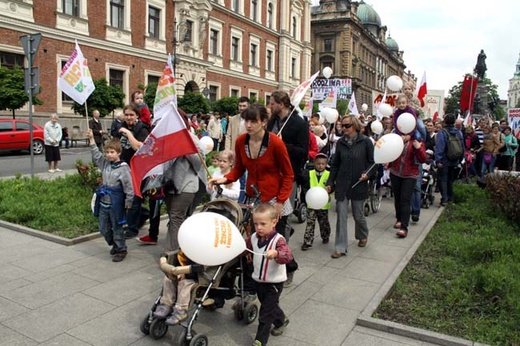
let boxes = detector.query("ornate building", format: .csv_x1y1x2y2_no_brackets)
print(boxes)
311,0,411,113
507,52,520,108
0,0,311,117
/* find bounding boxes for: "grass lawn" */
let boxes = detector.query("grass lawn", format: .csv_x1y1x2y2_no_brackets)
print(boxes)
375,183,520,345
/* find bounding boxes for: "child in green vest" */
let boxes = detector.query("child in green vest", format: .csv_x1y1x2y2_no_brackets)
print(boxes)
301,153,331,250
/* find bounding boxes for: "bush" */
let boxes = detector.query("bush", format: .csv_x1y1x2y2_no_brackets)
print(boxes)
484,173,520,225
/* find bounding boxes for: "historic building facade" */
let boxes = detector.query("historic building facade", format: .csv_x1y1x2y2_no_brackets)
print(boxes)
311,0,411,114
0,0,311,117
507,53,520,109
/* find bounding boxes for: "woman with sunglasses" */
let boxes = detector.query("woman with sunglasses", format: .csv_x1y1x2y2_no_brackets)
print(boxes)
326,115,376,258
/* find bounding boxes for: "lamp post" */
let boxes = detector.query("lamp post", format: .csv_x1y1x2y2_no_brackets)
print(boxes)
172,18,180,77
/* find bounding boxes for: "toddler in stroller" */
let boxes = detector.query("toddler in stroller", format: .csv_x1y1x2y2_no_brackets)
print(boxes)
421,150,436,208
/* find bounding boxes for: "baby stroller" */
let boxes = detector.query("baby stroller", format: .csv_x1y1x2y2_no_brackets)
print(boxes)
421,163,435,208
139,199,259,345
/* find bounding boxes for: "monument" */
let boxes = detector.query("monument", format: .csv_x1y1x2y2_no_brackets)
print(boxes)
473,49,488,116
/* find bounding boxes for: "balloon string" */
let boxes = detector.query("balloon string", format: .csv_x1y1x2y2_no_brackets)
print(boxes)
245,248,267,256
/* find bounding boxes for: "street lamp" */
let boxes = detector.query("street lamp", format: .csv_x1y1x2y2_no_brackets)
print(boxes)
172,18,182,77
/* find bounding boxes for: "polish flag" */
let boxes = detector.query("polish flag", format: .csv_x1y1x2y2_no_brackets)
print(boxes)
416,71,427,107
463,110,472,127
130,103,198,197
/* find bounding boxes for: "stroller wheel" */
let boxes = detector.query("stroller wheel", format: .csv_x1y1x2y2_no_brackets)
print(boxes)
233,304,244,321
189,333,209,346
244,303,259,325
140,315,151,335
296,203,307,223
172,325,187,345
364,202,370,217
149,318,168,340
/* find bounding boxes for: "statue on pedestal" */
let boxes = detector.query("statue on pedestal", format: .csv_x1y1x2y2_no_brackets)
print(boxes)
474,49,487,79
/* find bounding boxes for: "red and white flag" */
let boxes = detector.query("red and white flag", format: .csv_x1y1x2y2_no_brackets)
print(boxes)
291,71,320,107
130,103,198,197
463,110,472,127
416,71,427,108
152,54,176,126
460,75,478,114
57,40,95,105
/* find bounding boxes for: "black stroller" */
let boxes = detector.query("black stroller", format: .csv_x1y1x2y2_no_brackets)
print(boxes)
139,198,259,345
421,163,436,208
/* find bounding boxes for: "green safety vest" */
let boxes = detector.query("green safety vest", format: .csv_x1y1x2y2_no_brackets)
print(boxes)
309,169,331,210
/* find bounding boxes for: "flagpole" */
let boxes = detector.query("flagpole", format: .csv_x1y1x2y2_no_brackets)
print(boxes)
276,108,298,137
84,99,89,135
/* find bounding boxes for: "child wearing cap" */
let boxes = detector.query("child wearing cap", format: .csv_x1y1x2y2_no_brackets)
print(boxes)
301,153,331,250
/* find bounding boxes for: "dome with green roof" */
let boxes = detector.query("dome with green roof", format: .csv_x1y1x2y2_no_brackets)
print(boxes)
386,35,399,52
356,0,381,27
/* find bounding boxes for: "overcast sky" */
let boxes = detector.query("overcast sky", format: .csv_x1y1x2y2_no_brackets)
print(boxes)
311,0,519,99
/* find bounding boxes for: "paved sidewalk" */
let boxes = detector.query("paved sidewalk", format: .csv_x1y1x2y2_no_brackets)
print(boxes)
0,192,446,346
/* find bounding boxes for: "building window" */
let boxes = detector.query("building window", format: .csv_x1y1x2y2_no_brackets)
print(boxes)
63,0,80,16
266,49,273,71
232,0,239,12
109,69,124,89
324,38,332,52
148,6,160,38
110,0,124,28
291,57,296,77
250,44,257,67
292,16,297,39
209,85,218,103
0,52,24,68
147,75,160,85
60,60,74,102
251,0,258,21
267,3,273,29
231,37,239,61
210,29,218,55
184,20,193,42
249,91,257,102
231,89,239,98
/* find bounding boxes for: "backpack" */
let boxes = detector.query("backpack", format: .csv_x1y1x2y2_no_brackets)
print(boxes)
443,129,463,161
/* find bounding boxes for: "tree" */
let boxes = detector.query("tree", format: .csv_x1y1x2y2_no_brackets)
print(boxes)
143,83,157,110
0,66,42,119
178,92,210,114
444,75,505,120
71,77,125,117
212,96,238,115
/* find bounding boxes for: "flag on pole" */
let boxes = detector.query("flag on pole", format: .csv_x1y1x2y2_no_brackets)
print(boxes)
348,91,359,116
319,88,337,109
57,40,95,105
460,75,478,114
130,104,198,197
302,97,313,119
376,90,387,120
290,71,320,107
463,110,472,127
152,54,176,126
416,71,427,107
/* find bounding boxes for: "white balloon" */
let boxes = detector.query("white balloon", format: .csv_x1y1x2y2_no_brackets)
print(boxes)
178,212,246,266
305,186,329,210
396,112,416,134
325,108,339,123
378,103,393,117
318,112,325,125
199,136,214,153
370,120,383,135
322,66,333,79
361,103,369,112
373,133,404,164
386,75,403,92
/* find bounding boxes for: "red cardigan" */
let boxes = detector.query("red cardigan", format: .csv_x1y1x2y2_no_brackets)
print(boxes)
225,132,294,203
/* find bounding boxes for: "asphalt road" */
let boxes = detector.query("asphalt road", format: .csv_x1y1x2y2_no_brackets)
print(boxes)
0,145,92,178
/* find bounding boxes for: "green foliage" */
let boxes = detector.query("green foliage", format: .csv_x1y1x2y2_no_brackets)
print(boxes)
75,159,102,192
376,183,520,345
144,83,158,110
484,173,520,224
0,175,98,237
0,66,43,119
178,92,210,114
212,96,238,115
336,100,349,116
445,75,503,119
71,78,125,117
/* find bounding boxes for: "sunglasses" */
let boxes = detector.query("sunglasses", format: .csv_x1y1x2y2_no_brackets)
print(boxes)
342,123,353,129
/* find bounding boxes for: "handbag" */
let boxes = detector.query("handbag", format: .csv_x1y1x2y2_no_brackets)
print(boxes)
142,175,166,200
483,152,493,164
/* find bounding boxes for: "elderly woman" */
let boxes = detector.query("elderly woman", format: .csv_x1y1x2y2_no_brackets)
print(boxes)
44,113,63,173
326,115,376,258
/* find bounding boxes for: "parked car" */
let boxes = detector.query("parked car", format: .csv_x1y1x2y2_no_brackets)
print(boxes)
0,119,45,155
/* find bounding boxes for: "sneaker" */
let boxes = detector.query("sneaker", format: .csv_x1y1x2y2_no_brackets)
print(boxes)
124,231,138,239
358,239,367,247
252,340,263,346
136,235,157,245
284,271,294,288
271,316,290,336
165,309,187,326
411,214,419,222
244,292,257,304
109,246,117,255
55,168,63,172
48,169,55,173
112,251,127,262
153,304,173,319
301,243,312,251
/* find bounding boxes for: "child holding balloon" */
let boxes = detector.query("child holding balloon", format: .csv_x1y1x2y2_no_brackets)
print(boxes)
301,153,331,250
247,204,293,346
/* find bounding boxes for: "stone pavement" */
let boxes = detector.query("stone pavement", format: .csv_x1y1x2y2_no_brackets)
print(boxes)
0,173,450,346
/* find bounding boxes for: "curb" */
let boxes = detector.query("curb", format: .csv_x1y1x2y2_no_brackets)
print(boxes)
356,206,489,346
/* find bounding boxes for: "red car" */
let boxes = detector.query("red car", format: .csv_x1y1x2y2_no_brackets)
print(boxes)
0,119,45,155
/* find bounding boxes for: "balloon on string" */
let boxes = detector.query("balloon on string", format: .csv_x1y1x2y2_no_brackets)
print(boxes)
361,103,369,112
305,186,329,209
373,133,404,163
386,75,403,92
322,66,333,79
317,112,325,125
178,212,246,266
320,107,338,123
396,112,416,134
378,103,393,117
199,136,214,153
370,120,383,135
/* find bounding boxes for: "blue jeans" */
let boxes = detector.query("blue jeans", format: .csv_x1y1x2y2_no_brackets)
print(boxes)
99,203,126,252
481,154,496,176
126,196,143,234
438,165,457,203
411,165,423,216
